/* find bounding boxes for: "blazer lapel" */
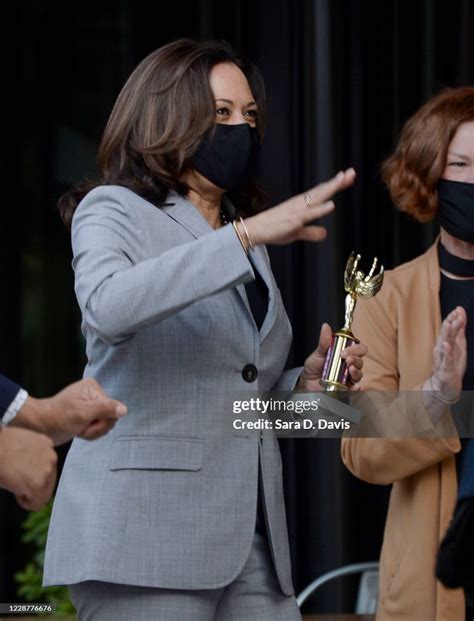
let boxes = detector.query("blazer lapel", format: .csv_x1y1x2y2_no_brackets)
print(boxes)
248,246,278,342
161,193,279,339
162,192,258,329
221,196,256,322
426,238,442,336
161,191,213,239
221,198,278,338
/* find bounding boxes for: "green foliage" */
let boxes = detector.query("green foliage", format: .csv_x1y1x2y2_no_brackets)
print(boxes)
14,501,76,617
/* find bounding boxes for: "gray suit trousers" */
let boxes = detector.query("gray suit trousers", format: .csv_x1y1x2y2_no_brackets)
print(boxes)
69,528,301,621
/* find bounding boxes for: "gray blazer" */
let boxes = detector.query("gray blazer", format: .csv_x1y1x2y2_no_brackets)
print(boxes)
43,186,302,594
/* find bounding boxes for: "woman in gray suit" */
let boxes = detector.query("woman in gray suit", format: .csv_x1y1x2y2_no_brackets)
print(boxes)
44,39,366,620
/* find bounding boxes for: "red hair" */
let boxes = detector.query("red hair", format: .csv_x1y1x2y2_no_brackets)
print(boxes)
382,87,474,222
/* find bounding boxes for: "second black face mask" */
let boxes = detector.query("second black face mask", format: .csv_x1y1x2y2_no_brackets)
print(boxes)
438,179,474,244
192,123,260,191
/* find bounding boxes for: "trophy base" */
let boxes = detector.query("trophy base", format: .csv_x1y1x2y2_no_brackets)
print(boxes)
319,379,349,392
320,328,360,393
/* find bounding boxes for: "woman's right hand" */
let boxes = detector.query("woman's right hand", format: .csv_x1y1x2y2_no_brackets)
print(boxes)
242,168,356,246
425,306,467,403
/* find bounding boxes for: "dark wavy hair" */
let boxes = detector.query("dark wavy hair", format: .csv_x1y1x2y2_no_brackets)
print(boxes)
58,39,268,230
382,86,474,222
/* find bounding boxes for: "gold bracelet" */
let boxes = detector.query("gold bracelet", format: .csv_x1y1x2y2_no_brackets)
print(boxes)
232,220,249,255
238,217,254,251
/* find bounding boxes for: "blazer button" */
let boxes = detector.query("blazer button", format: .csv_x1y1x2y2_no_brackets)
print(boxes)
242,364,258,382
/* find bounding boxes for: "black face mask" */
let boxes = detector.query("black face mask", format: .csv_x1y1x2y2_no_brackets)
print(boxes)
438,179,474,243
192,123,260,191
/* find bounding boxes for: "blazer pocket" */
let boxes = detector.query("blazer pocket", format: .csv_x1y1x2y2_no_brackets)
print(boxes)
109,436,203,471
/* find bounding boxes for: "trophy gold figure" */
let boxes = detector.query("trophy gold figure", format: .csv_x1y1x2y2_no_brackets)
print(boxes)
320,252,384,392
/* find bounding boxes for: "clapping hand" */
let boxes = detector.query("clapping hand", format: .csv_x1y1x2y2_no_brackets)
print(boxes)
427,306,467,402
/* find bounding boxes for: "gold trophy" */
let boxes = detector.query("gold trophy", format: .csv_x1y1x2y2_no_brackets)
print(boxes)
320,252,384,392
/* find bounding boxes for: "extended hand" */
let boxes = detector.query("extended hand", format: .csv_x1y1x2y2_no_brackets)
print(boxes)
13,378,127,446
243,168,356,246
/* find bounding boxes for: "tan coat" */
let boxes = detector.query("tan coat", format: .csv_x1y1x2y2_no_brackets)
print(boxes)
341,241,464,621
